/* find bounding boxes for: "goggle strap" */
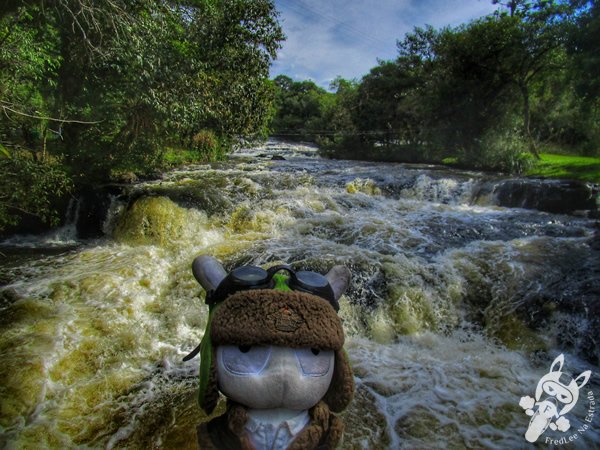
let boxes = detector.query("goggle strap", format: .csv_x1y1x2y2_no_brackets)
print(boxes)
206,288,222,306
267,264,294,277
182,342,201,361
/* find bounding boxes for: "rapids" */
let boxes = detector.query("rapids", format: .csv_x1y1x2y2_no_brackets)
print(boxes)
0,140,598,449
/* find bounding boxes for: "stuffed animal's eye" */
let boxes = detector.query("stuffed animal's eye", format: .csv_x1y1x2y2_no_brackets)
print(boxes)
219,345,271,375
295,348,334,376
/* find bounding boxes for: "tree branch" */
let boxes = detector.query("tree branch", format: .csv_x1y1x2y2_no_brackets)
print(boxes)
0,200,39,217
0,102,103,124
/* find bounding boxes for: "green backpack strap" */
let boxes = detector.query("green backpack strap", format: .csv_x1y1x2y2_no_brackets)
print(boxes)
198,304,217,413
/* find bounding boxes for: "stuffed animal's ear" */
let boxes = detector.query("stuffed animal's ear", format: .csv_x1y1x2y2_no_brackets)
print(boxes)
325,266,351,302
192,255,227,292
323,349,354,413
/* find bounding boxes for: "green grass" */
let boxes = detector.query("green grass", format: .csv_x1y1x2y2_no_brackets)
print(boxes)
441,156,459,165
526,153,600,183
162,147,204,166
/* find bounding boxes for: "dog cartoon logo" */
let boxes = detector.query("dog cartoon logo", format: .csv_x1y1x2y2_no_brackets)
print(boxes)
519,354,591,443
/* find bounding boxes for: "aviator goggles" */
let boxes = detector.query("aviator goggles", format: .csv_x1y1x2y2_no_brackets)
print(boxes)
206,264,339,312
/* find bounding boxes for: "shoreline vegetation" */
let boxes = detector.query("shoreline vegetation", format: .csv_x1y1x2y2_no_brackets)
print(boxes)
1,1,599,234
0,0,284,233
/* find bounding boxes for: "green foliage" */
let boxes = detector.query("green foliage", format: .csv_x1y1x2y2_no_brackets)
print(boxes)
270,75,333,141
51,0,283,180
190,130,227,161
0,152,71,231
316,78,359,153
465,128,535,174
0,0,283,230
567,1,600,100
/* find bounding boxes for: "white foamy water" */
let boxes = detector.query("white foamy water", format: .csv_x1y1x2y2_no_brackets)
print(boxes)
0,140,598,449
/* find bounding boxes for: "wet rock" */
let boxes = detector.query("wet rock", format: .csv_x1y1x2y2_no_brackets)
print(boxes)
492,179,598,215
505,232,600,364
114,196,192,246
271,155,286,161
346,178,382,195
452,232,600,363
111,171,138,184
537,238,598,363
76,185,123,238
0,194,70,237
0,287,21,308
395,405,462,448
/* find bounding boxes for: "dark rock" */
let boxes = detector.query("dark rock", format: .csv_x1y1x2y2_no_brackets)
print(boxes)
0,287,21,307
0,194,71,238
75,185,124,239
270,155,286,161
111,171,138,184
492,179,598,215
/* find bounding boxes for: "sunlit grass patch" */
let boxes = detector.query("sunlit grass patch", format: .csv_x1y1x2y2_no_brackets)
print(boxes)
526,153,600,183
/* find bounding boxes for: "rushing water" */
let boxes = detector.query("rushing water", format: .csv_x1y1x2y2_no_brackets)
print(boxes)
1,141,598,449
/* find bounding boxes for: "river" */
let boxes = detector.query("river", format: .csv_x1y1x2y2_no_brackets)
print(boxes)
1,140,598,449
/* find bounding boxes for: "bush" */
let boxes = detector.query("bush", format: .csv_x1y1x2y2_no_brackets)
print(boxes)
191,130,226,161
460,129,535,174
0,152,72,231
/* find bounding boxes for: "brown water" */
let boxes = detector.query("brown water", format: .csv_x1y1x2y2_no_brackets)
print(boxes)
1,141,598,449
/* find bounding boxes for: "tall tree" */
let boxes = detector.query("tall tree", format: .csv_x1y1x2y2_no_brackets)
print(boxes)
490,0,576,157
0,0,284,231
270,75,331,140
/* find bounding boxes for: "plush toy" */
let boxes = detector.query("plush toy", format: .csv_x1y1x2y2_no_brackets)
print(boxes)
186,255,354,450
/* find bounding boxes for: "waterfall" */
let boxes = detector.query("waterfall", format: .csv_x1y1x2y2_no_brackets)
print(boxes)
0,140,598,449
0,197,81,248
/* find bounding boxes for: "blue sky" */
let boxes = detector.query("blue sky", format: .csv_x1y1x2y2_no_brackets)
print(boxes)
271,0,500,89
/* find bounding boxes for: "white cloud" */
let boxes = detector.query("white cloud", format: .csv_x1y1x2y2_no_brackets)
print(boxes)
271,0,499,88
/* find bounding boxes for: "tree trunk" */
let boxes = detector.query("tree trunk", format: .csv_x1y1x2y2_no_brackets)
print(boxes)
519,81,540,159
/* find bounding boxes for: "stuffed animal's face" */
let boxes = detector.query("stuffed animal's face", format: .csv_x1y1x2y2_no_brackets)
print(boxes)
216,345,335,410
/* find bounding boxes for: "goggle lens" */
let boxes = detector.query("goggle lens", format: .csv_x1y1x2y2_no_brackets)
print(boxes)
230,266,269,286
295,271,329,288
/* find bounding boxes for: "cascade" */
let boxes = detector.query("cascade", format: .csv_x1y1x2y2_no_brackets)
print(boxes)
0,140,598,448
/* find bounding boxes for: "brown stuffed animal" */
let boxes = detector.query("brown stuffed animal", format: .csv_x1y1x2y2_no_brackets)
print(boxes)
188,256,354,450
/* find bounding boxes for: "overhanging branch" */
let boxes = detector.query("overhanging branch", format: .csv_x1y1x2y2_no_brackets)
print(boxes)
0,101,103,124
